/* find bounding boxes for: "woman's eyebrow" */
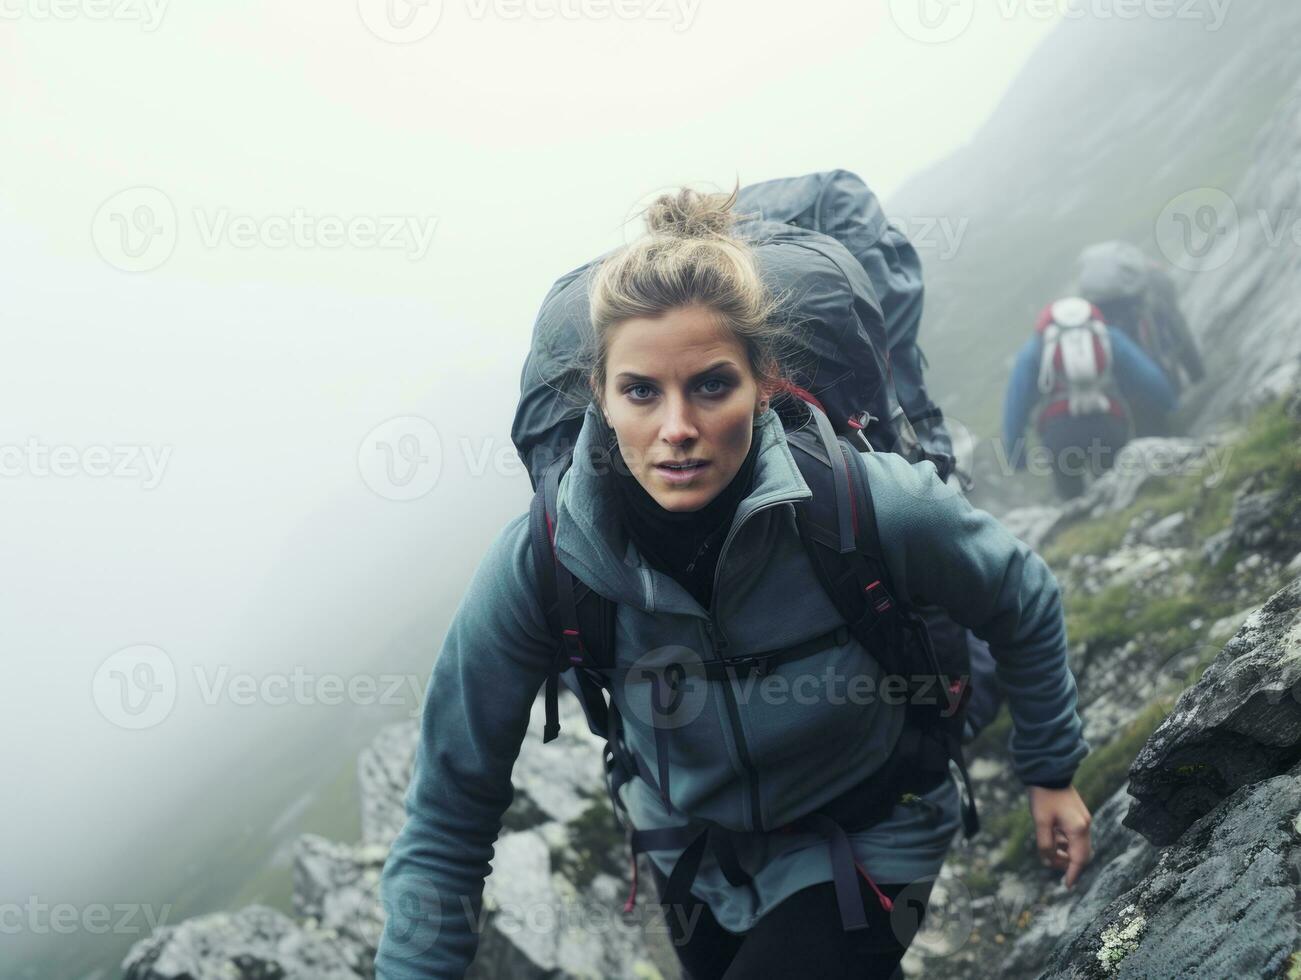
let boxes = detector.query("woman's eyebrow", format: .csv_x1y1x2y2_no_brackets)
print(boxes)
614,360,738,384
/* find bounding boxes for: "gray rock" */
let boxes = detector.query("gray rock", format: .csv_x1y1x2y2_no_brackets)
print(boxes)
999,784,1159,979
1138,511,1189,549
292,834,389,977
468,830,667,980
1229,488,1283,552
1041,764,1301,979
358,722,420,848
121,905,359,980
343,692,678,980
1200,528,1233,566
1124,577,1301,846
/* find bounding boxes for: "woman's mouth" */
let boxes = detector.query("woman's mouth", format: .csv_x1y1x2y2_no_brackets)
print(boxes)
655,461,709,484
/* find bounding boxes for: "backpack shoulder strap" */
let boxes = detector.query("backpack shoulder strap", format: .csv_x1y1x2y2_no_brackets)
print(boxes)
784,409,906,669
787,405,981,838
528,450,616,741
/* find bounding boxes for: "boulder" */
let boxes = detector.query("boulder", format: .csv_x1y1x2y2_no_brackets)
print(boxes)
1124,577,1301,846
1041,763,1301,978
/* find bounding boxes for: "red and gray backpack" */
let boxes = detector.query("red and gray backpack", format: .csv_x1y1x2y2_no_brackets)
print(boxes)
525,388,981,931
1034,297,1126,426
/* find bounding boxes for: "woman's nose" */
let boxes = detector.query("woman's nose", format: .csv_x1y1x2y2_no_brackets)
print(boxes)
660,394,699,444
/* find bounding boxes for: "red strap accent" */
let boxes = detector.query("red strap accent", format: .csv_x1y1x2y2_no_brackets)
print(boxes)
774,379,827,414
864,580,892,613
854,860,894,912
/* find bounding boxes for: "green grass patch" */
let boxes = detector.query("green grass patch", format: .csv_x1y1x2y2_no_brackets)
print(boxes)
1063,588,1231,652
552,792,626,891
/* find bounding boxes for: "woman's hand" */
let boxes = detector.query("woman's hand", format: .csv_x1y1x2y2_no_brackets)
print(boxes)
1027,785,1093,890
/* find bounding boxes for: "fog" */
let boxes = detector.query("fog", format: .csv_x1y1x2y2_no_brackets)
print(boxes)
1,2,1059,971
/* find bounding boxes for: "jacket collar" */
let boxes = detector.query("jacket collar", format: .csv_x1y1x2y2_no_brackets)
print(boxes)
553,400,812,615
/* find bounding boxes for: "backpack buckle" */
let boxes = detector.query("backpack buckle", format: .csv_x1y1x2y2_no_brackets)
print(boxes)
722,654,769,678
863,580,892,614
562,627,585,665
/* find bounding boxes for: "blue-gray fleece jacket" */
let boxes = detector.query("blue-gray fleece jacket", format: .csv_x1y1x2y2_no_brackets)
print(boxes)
375,401,1089,978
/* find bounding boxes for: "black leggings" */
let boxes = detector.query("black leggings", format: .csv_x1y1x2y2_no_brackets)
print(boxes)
650,861,934,980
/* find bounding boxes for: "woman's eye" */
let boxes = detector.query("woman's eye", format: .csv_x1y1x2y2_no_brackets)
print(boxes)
624,377,730,401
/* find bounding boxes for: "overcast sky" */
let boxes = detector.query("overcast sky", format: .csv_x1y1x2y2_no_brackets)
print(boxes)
0,0,1062,949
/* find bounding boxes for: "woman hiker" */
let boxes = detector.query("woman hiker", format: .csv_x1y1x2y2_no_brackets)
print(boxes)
375,186,1093,980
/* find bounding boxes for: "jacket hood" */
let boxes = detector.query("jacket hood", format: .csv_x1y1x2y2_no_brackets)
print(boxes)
553,400,813,616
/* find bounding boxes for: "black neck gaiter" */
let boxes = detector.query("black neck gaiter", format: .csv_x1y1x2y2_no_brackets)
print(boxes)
610,425,763,612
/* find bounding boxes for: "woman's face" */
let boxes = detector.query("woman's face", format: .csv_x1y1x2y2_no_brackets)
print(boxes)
599,305,768,512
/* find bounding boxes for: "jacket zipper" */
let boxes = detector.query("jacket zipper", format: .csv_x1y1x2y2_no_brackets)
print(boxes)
704,497,791,832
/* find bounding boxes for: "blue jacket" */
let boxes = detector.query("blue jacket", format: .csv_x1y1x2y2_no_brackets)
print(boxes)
1002,327,1178,467
375,401,1089,978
